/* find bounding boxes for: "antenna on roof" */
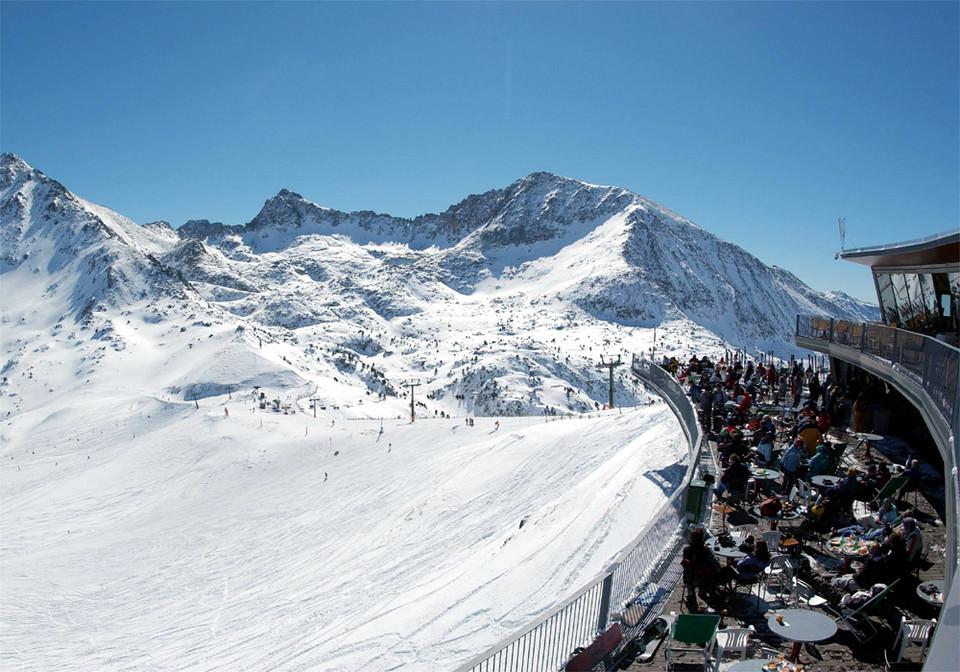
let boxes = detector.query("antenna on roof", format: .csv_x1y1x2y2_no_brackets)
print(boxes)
836,217,846,259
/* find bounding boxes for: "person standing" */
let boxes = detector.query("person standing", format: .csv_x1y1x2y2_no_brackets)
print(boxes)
681,527,721,610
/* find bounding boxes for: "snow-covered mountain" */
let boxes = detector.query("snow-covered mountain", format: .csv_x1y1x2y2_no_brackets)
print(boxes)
0,153,878,671
1,153,876,421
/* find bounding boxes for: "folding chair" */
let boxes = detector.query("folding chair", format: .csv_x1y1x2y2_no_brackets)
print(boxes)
828,579,900,642
891,616,936,662
830,442,848,470
873,477,908,507
665,613,721,671
710,626,754,671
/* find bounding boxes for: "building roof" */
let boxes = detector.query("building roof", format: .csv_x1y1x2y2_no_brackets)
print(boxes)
840,229,959,269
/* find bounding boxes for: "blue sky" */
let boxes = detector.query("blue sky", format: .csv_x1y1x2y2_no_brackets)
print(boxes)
2,1,957,304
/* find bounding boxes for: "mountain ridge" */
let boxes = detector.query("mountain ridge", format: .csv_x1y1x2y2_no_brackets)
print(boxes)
0,153,878,421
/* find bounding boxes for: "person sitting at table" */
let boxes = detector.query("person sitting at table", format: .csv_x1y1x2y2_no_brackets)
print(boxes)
715,454,751,500
902,517,924,566
803,490,845,535
857,463,882,502
681,527,721,609
861,497,898,534
718,421,748,461
716,539,771,589
779,438,806,496
830,467,862,513
880,530,908,577
807,443,833,478
874,461,892,490
830,541,886,593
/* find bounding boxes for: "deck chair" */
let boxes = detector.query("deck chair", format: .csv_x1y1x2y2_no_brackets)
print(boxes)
830,442,849,470
828,579,900,642
710,626,754,672
665,613,720,671
873,477,908,507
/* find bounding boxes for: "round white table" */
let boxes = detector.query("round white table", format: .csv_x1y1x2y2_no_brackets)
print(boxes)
751,504,801,530
852,432,884,458
767,609,837,662
751,467,781,481
810,474,840,488
707,532,748,564
750,467,781,501
917,580,944,608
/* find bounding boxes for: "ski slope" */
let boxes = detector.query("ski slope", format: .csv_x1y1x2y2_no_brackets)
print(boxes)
1,391,685,671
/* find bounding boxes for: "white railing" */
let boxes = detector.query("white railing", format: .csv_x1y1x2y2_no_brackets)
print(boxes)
454,357,703,672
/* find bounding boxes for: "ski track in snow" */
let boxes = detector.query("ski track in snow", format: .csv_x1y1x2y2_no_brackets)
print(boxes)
2,394,685,671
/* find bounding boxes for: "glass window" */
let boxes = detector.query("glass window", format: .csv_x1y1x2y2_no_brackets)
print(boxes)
890,273,911,326
875,272,898,325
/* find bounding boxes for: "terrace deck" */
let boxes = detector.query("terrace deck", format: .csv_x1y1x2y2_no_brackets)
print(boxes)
621,427,946,672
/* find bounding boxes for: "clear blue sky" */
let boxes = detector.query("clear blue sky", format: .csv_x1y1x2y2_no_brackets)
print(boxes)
2,1,957,303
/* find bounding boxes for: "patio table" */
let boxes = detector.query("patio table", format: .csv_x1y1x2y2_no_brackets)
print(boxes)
767,608,837,662
749,467,781,503
810,474,840,489
827,535,871,573
751,504,801,530
917,580,944,608
706,532,748,565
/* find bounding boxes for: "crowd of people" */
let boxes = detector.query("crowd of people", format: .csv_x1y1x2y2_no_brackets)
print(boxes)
670,353,928,614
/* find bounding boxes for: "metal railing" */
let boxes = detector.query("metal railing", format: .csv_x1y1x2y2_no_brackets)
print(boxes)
796,316,958,435
454,358,703,672
796,315,959,672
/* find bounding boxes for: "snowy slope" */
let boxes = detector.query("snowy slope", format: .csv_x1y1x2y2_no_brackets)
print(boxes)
1,153,877,670
2,381,684,670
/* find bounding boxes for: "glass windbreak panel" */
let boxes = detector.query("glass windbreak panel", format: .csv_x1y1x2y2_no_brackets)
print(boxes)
875,272,898,325
902,273,927,327
947,272,960,334
949,272,960,315
890,273,911,326
918,273,938,323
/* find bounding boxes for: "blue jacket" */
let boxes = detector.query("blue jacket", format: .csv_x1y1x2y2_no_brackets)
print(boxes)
808,446,832,477
780,444,804,473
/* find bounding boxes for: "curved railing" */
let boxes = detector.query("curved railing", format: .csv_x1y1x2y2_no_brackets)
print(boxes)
453,357,703,672
796,316,959,672
796,317,958,436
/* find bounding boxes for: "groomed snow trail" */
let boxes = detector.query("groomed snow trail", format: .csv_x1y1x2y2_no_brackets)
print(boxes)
2,396,684,671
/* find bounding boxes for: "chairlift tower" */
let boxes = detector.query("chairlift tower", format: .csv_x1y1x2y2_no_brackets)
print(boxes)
405,380,421,422
599,355,622,409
